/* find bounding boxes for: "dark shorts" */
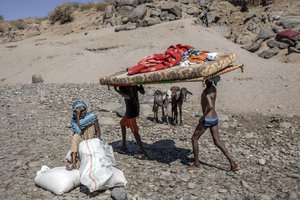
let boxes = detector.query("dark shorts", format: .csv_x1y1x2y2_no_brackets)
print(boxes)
202,117,219,127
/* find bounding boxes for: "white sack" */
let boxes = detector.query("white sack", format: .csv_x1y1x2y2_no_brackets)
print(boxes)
79,138,126,192
35,165,80,195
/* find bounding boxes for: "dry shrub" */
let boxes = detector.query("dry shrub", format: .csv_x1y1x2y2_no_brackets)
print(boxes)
93,2,110,11
79,2,96,11
48,3,78,24
10,19,27,30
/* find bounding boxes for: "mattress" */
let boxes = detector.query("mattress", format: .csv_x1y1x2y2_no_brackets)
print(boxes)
100,53,237,86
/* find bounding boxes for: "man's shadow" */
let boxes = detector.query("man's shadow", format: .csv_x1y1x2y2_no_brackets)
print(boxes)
110,139,192,165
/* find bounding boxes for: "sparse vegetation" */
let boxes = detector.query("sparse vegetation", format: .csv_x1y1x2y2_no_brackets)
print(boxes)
48,3,77,24
10,19,27,30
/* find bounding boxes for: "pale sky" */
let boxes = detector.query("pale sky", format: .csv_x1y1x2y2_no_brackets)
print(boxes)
0,0,102,21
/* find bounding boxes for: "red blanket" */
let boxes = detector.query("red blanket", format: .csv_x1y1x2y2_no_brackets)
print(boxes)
127,44,193,75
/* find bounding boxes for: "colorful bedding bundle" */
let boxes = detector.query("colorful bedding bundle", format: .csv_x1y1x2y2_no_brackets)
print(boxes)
100,44,239,86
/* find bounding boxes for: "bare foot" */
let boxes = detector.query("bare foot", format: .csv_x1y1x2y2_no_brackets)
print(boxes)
134,154,148,160
230,165,240,172
187,163,201,170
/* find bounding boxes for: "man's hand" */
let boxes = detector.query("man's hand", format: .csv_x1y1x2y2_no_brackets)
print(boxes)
198,116,205,123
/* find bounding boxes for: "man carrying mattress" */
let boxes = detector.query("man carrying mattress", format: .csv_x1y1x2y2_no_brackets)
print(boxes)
188,76,239,172
114,85,148,159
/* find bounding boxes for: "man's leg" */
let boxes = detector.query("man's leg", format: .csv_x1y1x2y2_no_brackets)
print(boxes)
121,123,127,151
94,120,101,139
210,125,239,171
189,122,207,168
133,132,147,158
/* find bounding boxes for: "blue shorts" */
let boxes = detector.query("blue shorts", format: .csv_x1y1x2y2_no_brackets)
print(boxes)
202,117,219,127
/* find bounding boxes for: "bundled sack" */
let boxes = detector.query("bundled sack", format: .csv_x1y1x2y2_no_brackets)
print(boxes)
79,138,127,192
35,165,80,195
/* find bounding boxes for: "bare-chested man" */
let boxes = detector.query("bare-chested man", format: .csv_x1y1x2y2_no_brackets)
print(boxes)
188,76,239,171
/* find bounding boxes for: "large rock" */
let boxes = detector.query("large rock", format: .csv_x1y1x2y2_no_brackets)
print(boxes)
278,16,300,28
160,3,182,18
118,0,136,7
268,11,284,22
258,27,276,40
32,74,44,83
104,5,115,19
242,39,264,52
142,17,160,27
258,47,280,58
111,187,127,200
128,5,147,23
267,40,289,49
118,5,134,16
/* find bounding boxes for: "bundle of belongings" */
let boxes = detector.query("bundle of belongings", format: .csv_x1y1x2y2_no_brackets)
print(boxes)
35,138,127,195
127,44,218,75
99,44,239,86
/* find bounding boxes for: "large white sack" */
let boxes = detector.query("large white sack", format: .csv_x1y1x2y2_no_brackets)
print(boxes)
79,138,126,192
35,166,80,195
105,167,127,189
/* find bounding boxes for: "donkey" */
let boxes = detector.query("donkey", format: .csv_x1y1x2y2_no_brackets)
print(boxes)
170,86,193,125
153,89,172,124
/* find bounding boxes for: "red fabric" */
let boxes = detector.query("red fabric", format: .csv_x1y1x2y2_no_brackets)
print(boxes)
127,44,193,75
275,30,300,41
120,116,139,133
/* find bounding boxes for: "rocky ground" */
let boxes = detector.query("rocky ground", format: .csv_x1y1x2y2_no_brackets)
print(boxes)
0,83,299,200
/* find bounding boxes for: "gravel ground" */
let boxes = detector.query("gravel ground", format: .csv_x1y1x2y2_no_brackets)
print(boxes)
0,83,299,200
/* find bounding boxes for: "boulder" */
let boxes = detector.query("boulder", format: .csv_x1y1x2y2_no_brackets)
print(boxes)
257,27,276,40
258,47,280,58
118,5,134,16
242,39,264,52
32,74,44,83
118,0,136,7
160,3,182,18
268,11,284,22
128,5,147,23
278,16,300,28
266,40,289,49
104,5,115,19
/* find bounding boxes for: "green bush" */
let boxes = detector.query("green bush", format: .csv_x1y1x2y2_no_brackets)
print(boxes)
0,13,4,21
48,3,77,24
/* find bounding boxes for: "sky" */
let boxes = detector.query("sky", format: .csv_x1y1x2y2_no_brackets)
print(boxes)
0,0,101,21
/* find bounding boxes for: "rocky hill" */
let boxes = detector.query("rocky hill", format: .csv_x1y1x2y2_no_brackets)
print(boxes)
0,0,299,62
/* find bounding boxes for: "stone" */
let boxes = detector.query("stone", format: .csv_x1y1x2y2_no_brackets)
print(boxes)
32,74,44,83
257,158,266,165
111,187,127,200
279,122,292,129
279,16,300,28
257,27,276,40
242,39,263,52
240,180,250,188
258,47,280,58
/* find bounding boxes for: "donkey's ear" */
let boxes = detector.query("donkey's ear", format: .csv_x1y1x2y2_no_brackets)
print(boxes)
188,91,193,95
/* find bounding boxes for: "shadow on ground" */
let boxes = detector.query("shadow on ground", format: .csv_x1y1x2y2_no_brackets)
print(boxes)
110,139,192,165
